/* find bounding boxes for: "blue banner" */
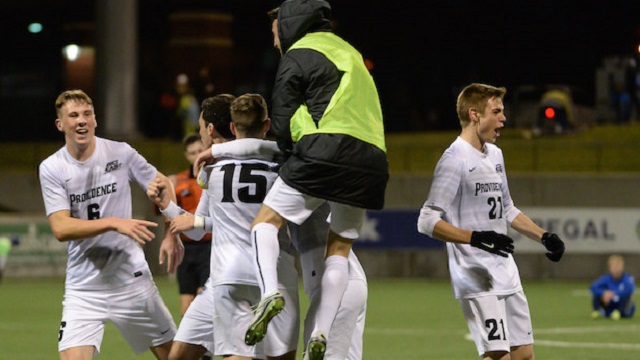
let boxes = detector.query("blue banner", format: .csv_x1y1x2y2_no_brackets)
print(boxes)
353,210,444,249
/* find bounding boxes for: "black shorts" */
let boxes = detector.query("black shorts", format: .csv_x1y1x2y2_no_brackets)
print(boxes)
177,241,211,295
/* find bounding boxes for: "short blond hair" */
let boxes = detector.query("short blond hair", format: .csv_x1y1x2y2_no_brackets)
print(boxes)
230,94,268,137
456,83,506,127
608,254,624,267
55,89,93,117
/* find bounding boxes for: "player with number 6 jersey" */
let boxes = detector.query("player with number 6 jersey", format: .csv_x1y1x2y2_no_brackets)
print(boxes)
40,136,160,290
39,89,180,359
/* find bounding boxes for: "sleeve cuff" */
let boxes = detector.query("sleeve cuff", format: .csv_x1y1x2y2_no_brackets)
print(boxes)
160,201,183,220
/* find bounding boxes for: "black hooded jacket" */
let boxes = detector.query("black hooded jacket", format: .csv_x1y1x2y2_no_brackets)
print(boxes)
272,0,388,210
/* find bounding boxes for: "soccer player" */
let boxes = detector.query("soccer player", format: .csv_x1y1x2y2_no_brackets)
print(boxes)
292,203,368,360
167,134,212,317
197,136,369,360
38,89,182,360
154,94,237,360
152,94,300,360
193,2,388,358
417,83,565,360
590,254,636,320
194,131,369,360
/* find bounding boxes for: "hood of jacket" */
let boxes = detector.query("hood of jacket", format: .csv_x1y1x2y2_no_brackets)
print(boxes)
278,0,332,53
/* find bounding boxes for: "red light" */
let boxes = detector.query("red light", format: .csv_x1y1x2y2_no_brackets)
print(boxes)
364,58,375,71
544,107,555,119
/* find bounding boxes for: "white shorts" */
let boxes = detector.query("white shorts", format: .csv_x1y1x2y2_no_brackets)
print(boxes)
328,279,368,360
304,278,368,360
460,291,533,356
59,278,176,355
264,177,365,239
212,283,299,358
290,204,330,296
173,279,214,354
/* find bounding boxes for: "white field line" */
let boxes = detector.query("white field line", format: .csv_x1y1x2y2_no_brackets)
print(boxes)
368,325,640,351
534,339,640,350
463,326,640,351
535,325,640,334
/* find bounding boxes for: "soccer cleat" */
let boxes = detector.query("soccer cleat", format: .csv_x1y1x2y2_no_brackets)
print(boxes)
610,309,621,320
590,310,602,319
303,332,327,360
244,291,285,345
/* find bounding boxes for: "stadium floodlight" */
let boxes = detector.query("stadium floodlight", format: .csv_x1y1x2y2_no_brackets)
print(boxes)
63,44,80,61
28,23,43,34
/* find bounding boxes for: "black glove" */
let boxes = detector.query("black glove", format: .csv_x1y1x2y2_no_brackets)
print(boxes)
541,232,565,262
470,231,514,257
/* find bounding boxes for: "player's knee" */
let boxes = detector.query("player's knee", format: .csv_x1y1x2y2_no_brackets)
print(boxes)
252,205,285,229
509,344,534,360
151,341,173,360
167,344,182,360
483,350,510,360
59,346,95,360
326,231,353,257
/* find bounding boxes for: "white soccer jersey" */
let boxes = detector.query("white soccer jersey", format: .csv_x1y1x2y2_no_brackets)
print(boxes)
201,159,297,288
420,137,522,299
39,137,157,291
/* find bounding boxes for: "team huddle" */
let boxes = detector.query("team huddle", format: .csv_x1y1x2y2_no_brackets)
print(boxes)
38,1,566,360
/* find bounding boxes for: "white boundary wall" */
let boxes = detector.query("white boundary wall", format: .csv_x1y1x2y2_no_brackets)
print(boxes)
510,207,640,254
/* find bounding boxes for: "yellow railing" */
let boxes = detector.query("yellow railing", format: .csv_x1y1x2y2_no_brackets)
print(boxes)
2,124,639,175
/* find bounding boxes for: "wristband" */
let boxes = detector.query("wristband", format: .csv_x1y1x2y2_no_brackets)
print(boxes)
194,216,205,230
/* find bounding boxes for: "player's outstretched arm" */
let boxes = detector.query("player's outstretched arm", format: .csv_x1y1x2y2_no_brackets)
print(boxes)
48,210,157,245
211,139,281,160
430,219,474,244
153,171,184,272
511,213,565,262
159,222,184,274
428,219,514,257
193,148,214,176
170,214,196,234
159,193,209,241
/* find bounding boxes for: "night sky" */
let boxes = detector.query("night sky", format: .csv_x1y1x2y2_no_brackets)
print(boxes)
1,0,638,138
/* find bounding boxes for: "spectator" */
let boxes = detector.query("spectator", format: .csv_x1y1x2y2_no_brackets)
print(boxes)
590,255,636,320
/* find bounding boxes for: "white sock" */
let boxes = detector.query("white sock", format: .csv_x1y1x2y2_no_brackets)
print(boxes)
251,222,280,297
312,255,349,338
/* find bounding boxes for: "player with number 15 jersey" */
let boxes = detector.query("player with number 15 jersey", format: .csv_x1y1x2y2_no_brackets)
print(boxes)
203,158,297,291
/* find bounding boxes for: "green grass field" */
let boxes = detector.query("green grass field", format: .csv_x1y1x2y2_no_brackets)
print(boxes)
0,277,637,359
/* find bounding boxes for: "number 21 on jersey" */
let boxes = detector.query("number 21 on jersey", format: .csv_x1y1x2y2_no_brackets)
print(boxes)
487,196,503,220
